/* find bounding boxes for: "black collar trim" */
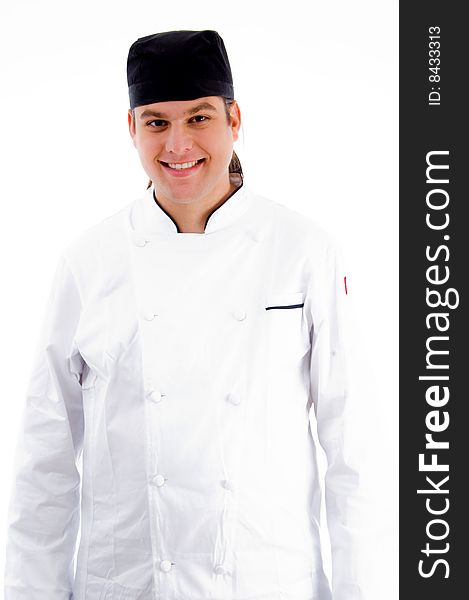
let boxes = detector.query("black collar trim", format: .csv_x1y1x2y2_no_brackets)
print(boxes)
152,178,244,234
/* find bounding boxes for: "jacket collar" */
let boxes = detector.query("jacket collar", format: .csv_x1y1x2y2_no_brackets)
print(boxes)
132,173,250,235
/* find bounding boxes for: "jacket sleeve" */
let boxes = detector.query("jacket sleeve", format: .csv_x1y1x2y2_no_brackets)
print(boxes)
308,239,383,600
4,251,85,600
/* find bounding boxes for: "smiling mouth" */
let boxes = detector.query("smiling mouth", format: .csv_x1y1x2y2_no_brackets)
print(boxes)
159,158,206,170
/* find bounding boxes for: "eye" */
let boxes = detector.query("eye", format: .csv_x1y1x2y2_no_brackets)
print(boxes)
147,119,167,128
190,115,209,123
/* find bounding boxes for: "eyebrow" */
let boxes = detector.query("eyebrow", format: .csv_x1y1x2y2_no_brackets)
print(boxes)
139,102,218,120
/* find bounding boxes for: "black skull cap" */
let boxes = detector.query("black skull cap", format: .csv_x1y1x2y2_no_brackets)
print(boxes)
127,30,234,109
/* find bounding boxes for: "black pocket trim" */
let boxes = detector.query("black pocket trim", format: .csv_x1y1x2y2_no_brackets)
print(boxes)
265,303,305,311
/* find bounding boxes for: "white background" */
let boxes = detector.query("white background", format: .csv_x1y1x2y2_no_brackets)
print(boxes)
0,0,398,595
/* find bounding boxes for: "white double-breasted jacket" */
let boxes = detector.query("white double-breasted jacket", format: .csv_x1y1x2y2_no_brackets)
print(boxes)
4,174,371,600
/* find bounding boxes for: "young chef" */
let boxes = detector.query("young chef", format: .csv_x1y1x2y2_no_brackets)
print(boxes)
4,29,373,600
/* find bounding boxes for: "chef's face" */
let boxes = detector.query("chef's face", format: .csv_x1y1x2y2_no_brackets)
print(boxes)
128,96,241,206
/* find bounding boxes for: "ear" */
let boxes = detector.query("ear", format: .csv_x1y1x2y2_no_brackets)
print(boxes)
128,109,137,146
229,101,241,143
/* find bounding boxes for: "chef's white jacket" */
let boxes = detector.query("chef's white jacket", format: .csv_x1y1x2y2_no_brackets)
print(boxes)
4,174,375,600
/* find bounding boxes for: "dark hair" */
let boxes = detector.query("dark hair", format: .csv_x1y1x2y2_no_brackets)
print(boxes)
223,97,243,178
136,96,243,190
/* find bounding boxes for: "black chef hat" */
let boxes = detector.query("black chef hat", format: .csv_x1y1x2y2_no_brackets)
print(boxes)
127,30,234,109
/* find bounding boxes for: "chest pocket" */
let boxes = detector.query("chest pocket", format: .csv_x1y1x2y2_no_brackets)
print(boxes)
264,291,310,364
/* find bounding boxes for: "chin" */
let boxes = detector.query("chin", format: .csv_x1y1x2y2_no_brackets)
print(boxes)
161,185,202,203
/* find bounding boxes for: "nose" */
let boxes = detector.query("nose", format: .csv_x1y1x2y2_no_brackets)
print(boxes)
165,123,193,156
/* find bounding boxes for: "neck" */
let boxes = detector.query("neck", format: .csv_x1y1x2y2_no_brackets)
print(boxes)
154,175,239,233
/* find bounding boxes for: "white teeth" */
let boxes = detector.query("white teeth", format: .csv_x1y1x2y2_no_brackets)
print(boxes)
166,160,199,170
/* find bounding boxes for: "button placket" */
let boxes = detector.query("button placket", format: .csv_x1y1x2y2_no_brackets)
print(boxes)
221,384,251,582
215,385,247,582
219,300,254,580
130,229,175,595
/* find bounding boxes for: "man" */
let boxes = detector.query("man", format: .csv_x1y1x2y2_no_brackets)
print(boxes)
4,30,372,600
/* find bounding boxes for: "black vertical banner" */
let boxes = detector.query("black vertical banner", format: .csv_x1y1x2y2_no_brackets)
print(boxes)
400,3,467,597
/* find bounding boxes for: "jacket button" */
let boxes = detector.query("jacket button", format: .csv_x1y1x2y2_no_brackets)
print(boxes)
252,231,264,243
143,310,157,321
133,234,148,247
149,389,163,403
160,559,173,572
226,392,241,405
214,564,229,575
221,479,234,491
232,310,247,321
152,474,166,487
